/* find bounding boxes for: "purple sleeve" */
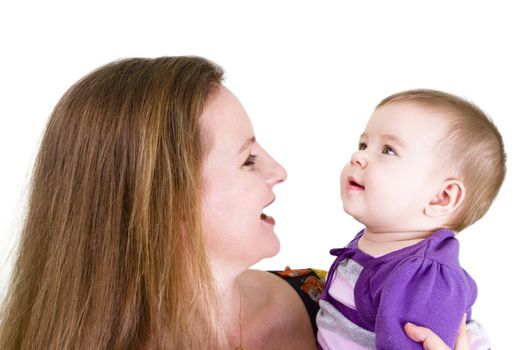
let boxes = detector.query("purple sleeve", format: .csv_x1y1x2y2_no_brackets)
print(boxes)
374,256,474,350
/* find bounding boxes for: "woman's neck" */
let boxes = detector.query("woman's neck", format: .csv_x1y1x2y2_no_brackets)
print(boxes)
210,260,249,348
358,228,435,257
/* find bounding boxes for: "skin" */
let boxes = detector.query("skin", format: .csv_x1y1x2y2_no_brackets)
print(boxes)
340,102,464,256
405,315,471,350
200,87,469,349
201,86,315,349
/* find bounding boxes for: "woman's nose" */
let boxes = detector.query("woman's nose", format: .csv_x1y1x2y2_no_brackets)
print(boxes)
351,150,367,168
267,157,288,186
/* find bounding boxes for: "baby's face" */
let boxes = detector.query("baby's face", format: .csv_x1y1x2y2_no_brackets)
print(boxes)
340,102,451,232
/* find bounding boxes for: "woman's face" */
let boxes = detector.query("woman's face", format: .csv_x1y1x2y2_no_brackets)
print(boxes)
200,86,287,269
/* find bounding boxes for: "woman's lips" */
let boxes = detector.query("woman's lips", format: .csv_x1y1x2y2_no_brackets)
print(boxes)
260,213,275,225
260,197,276,226
346,176,365,191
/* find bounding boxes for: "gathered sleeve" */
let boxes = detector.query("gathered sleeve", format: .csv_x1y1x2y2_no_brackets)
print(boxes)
374,256,476,350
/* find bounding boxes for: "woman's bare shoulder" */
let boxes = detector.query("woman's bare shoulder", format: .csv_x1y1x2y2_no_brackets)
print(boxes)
239,269,302,304
240,269,285,287
239,269,317,350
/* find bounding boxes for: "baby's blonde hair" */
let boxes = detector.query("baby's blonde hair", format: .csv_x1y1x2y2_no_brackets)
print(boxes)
377,89,506,232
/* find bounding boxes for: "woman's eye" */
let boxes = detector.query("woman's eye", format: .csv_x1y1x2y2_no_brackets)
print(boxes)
382,145,397,155
243,154,258,167
358,142,367,151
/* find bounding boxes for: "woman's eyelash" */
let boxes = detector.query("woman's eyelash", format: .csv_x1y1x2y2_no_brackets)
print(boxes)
243,154,258,167
358,142,367,150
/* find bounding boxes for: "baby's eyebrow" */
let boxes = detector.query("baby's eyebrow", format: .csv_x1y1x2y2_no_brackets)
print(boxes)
382,134,405,148
359,133,405,148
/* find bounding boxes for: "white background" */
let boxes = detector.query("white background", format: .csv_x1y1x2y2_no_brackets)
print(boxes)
1,1,523,348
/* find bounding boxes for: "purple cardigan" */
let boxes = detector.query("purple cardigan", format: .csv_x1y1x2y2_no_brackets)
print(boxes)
317,228,477,350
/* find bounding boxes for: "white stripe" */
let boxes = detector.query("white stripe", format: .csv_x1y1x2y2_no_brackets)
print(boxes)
318,326,372,350
467,320,491,350
329,272,357,309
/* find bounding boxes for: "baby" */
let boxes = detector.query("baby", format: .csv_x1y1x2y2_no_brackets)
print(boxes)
316,89,505,349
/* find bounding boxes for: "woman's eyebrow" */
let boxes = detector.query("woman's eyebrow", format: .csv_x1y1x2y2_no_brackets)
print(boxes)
238,136,256,154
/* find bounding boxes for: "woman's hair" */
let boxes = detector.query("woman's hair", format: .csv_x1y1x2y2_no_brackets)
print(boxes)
0,56,225,349
377,89,506,232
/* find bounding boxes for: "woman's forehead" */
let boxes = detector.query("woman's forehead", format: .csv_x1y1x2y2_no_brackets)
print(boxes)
201,86,255,153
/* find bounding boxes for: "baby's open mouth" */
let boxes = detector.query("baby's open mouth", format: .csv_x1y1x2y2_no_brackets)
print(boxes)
350,180,364,189
347,177,365,190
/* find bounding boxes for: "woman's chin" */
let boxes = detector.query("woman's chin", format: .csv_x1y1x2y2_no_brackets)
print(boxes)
253,234,281,263
268,238,281,258
265,233,281,257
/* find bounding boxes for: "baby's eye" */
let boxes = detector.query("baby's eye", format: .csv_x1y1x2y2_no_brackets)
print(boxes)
358,142,367,151
243,154,258,167
382,145,397,155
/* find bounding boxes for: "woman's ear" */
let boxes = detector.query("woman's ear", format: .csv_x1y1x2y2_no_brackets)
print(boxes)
424,180,465,217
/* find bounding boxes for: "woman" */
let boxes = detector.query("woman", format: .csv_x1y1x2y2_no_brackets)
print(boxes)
0,56,468,349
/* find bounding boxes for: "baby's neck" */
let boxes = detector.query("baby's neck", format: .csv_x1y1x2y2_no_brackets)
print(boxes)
358,228,435,257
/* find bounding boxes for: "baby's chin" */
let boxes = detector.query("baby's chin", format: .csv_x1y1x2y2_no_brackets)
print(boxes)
341,203,363,221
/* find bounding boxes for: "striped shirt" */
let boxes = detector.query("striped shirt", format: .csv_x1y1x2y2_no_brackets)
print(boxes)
317,229,490,350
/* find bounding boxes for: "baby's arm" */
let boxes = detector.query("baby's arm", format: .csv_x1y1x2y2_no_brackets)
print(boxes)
375,256,474,350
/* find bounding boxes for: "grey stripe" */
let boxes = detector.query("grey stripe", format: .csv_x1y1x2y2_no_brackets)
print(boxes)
317,300,376,349
336,258,363,286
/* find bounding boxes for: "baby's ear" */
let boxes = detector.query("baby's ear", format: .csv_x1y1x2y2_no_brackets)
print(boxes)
424,180,465,217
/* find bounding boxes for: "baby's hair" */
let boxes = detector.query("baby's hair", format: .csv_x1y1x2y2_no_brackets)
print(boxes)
377,89,506,232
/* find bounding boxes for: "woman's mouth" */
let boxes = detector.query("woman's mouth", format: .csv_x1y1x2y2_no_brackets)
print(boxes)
260,212,275,225
260,197,276,225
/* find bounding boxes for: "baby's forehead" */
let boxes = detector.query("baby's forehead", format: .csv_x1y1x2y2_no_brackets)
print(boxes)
368,102,454,133
380,100,456,117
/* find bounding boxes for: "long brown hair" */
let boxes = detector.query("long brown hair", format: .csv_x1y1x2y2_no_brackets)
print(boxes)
0,57,225,349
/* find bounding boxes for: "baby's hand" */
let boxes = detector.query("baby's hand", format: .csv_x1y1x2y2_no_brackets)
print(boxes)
404,314,470,350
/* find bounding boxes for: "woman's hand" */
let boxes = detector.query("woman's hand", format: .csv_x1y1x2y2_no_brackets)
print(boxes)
404,314,470,350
